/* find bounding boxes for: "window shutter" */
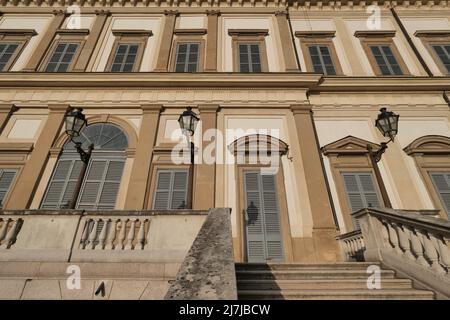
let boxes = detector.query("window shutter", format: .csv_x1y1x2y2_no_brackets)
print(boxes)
342,172,381,229
41,159,82,209
152,170,188,210
429,172,450,218
245,172,265,262
77,159,124,210
0,169,17,208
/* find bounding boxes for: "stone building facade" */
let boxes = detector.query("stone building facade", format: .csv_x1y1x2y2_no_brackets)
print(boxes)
0,0,449,268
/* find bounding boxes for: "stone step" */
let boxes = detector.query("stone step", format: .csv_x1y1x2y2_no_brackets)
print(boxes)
237,278,413,290
235,262,381,271
236,269,396,280
237,289,435,300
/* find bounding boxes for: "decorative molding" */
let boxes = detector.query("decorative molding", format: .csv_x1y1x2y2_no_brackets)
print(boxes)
228,134,289,156
174,28,207,35
354,30,396,38
112,29,153,37
321,135,381,156
295,31,336,38
0,142,34,153
56,28,90,36
0,29,37,36
404,135,450,156
414,30,450,38
228,29,269,37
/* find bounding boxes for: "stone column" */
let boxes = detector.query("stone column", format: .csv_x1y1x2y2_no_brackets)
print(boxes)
0,104,18,135
291,104,340,261
274,11,299,71
193,105,219,210
23,10,68,71
205,10,220,72
124,104,163,210
154,10,178,72
5,105,69,209
73,10,110,72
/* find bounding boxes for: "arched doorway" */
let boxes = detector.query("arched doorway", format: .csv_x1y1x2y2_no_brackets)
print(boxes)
40,123,128,210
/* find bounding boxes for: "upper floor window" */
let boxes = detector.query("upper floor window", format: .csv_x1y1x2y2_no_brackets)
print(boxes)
415,30,450,75
355,31,409,76
45,43,80,72
229,29,269,73
295,31,342,76
429,172,450,218
175,43,200,72
152,169,188,210
0,29,36,71
431,44,450,74
106,30,152,72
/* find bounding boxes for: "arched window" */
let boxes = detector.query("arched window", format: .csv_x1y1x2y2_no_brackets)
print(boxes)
41,123,128,210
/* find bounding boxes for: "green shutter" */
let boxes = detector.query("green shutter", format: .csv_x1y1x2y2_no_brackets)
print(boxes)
152,169,188,210
244,172,284,263
342,172,381,229
429,172,450,218
41,159,82,209
0,169,17,208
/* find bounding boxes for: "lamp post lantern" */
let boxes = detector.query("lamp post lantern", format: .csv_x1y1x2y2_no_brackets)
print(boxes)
64,108,94,209
367,107,400,209
178,107,199,209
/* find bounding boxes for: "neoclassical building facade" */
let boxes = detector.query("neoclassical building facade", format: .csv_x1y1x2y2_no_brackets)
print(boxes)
0,0,449,266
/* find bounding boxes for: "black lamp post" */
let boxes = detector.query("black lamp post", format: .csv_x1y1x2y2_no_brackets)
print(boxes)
64,108,94,209
367,107,400,208
178,107,199,209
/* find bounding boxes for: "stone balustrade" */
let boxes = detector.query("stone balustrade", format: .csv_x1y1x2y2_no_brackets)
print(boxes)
0,216,23,250
338,207,450,298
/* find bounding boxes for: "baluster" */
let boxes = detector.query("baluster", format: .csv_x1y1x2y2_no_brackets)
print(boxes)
421,231,446,273
117,219,128,250
435,236,450,273
105,218,117,250
137,219,146,250
0,218,10,248
379,218,390,247
2,218,18,249
125,219,136,250
409,227,429,267
88,219,98,250
386,222,402,253
80,219,91,249
96,219,108,250
396,224,415,260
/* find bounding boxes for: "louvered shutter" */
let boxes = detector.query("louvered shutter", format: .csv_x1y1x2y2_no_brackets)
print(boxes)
41,159,82,209
342,172,381,229
429,172,450,218
77,159,124,210
152,170,188,210
0,169,17,208
244,172,284,263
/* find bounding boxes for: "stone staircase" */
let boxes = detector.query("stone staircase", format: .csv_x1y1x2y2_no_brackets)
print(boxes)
236,262,435,300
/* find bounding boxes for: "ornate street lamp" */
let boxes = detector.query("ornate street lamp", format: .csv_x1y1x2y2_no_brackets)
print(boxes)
64,108,94,209
367,107,400,208
178,107,199,209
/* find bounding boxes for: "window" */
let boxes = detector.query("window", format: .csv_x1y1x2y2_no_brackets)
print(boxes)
0,169,17,208
429,173,450,218
45,43,80,72
106,30,152,72
308,45,336,75
431,45,450,74
152,169,188,210
0,43,19,71
229,29,269,72
41,123,128,210
368,45,403,75
175,43,200,72
342,172,381,229
355,31,409,76
110,44,140,72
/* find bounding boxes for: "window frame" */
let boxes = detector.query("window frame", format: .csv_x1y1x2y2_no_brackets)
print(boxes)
170,29,206,72
39,29,89,72
229,29,269,73
0,29,37,71
355,31,410,76
106,30,152,72
295,31,343,75
415,31,450,75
